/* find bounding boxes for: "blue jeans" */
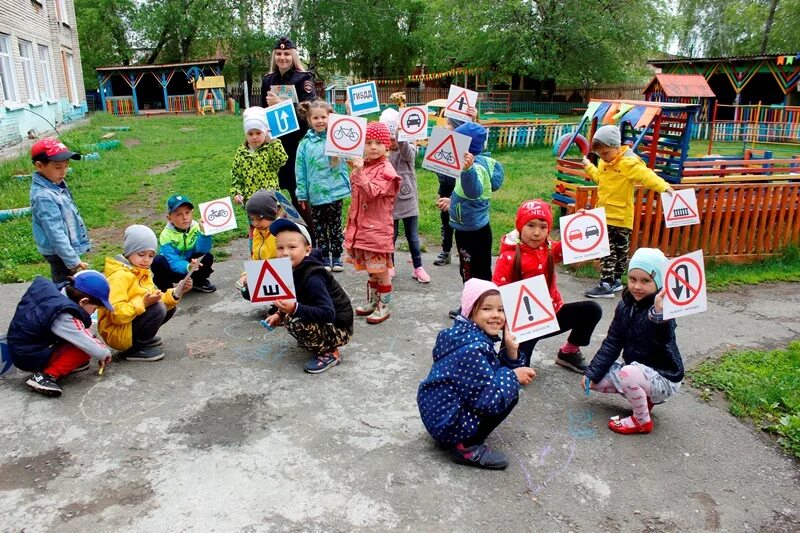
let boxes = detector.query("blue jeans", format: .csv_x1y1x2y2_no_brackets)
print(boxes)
393,216,422,269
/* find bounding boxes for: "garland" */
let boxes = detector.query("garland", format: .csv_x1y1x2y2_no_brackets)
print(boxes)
358,67,484,85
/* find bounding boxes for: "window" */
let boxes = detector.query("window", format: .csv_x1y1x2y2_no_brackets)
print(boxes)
63,51,78,104
55,0,69,24
38,45,55,100
19,40,39,102
0,34,20,103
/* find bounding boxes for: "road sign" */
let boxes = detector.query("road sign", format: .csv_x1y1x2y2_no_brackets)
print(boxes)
559,208,611,264
421,127,471,178
662,189,700,228
274,190,303,222
325,113,367,158
199,197,237,235
347,81,381,116
270,84,298,103
443,85,478,122
398,105,428,141
244,257,296,304
663,249,707,319
264,99,300,139
498,276,559,342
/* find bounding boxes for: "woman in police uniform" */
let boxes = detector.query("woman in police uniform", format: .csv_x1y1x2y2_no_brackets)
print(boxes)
261,36,316,223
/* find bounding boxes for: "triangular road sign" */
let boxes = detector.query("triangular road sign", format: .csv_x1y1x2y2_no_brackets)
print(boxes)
446,90,471,115
424,134,462,171
251,260,295,303
666,194,698,221
511,285,556,332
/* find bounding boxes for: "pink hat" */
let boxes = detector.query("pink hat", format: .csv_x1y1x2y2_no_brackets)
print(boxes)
365,121,392,149
516,199,552,232
460,278,500,319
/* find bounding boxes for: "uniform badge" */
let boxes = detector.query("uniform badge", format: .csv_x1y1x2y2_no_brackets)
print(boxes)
304,80,314,94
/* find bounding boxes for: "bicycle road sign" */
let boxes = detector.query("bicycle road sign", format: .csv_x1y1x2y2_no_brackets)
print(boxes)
244,257,296,304
662,189,700,228
421,127,471,178
498,276,559,342
663,249,707,319
559,208,610,264
444,85,478,122
325,114,367,158
398,105,428,141
199,196,237,235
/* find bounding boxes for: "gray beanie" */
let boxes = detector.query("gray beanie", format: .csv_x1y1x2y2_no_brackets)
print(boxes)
123,224,158,257
592,125,621,148
245,189,278,219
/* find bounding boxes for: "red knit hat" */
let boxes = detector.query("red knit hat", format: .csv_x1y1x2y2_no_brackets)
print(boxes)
365,121,392,149
516,199,552,232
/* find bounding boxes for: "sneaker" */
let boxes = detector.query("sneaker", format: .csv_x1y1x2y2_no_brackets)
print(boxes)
26,373,62,397
612,279,624,292
448,307,461,319
139,336,162,348
304,351,341,374
331,257,344,272
555,349,588,373
70,361,91,374
412,267,431,284
193,280,217,293
124,346,165,362
451,443,508,470
322,257,332,272
585,282,614,299
433,252,451,266
608,415,653,435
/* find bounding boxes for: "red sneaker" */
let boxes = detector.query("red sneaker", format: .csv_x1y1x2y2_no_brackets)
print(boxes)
608,415,653,435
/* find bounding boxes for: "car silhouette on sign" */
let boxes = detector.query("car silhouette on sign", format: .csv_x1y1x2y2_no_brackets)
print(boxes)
585,225,600,238
405,114,422,127
568,229,583,241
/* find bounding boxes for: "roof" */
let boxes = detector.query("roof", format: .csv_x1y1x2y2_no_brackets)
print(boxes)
644,74,715,98
96,59,225,72
648,53,800,65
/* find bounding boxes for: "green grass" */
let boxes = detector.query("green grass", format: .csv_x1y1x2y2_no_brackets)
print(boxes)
689,341,800,458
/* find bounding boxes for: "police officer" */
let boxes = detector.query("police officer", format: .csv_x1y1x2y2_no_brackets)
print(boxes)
261,36,316,223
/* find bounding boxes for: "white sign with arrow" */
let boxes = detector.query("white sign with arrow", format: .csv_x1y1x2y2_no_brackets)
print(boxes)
662,249,707,319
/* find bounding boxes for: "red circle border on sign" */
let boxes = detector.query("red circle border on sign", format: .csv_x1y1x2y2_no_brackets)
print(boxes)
202,200,232,228
664,257,703,306
329,117,363,151
563,212,606,253
400,107,426,136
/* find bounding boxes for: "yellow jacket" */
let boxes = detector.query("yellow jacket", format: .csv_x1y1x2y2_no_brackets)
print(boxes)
98,256,178,350
585,146,670,229
251,227,277,260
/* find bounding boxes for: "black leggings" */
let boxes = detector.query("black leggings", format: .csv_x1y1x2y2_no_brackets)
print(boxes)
438,178,456,254
454,223,493,282
517,300,603,366
462,397,519,447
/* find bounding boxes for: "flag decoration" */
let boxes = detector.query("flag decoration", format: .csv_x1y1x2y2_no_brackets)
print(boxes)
355,67,484,85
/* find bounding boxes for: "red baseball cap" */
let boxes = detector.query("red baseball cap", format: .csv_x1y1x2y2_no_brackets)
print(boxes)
31,138,81,162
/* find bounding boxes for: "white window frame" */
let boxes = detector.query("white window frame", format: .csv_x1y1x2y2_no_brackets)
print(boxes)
0,34,20,104
18,40,39,103
38,45,55,100
56,0,69,24
64,52,79,105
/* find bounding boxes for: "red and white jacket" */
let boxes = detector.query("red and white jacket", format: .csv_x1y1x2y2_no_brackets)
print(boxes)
493,230,564,313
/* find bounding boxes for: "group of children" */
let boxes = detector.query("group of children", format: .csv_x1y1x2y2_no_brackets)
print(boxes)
7,99,684,474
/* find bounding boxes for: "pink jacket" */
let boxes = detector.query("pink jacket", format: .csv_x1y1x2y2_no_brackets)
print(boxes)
344,157,400,253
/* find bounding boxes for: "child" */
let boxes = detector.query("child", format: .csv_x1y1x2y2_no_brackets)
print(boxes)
7,270,113,397
237,189,281,299
295,98,350,271
417,278,536,469
230,106,289,206
28,138,89,282
583,248,683,434
151,194,216,293
493,200,602,372
380,108,430,284
582,125,674,298
99,225,187,362
264,219,354,374
343,122,400,324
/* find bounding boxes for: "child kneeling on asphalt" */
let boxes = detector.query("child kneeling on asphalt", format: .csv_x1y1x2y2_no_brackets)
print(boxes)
7,270,113,397
264,219,353,374
98,225,188,362
417,279,536,469
583,248,684,435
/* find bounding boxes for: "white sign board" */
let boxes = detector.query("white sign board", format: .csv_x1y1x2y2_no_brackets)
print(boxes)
559,208,611,264
662,189,700,228
421,127,471,179
498,276,559,343
662,249,707,319
347,81,381,116
398,105,428,141
443,85,478,122
265,99,300,139
271,84,299,104
244,257,296,304
325,114,367,158
199,197,237,235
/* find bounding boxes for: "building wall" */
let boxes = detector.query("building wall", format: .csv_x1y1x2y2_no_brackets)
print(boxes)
0,0,87,147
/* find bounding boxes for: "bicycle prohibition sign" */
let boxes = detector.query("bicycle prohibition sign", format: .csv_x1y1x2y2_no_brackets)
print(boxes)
329,117,363,151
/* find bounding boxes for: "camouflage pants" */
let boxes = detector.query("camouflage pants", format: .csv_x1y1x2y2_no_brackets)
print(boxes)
284,315,353,356
600,226,632,283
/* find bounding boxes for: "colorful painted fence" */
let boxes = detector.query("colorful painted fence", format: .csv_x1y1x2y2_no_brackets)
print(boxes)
486,122,588,151
105,97,134,116
168,94,197,113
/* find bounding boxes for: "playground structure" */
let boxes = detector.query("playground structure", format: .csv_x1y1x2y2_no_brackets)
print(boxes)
707,103,800,152
643,74,716,121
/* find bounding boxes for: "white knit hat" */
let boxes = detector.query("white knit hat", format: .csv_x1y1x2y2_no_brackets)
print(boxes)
243,106,269,134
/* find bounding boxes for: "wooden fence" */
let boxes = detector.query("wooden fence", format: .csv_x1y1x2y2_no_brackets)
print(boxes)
105,96,134,116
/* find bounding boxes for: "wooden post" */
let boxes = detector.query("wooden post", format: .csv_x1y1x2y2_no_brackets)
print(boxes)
161,71,170,112
97,74,107,112
707,101,718,155
128,73,139,114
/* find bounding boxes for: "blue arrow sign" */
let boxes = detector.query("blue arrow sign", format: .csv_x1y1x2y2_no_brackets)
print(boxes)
265,99,300,139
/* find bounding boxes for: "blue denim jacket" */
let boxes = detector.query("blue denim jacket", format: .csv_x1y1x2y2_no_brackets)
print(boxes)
30,172,90,267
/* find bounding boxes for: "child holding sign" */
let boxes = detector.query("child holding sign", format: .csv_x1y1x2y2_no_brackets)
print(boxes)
417,279,536,469
99,225,188,362
296,98,351,272
343,122,400,324
493,200,602,372
582,125,674,298
583,248,683,434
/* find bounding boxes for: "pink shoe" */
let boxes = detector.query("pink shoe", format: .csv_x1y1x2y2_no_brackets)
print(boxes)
412,267,431,283
388,267,395,278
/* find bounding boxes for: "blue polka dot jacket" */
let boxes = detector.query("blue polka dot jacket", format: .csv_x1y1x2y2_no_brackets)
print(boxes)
417,316,524,447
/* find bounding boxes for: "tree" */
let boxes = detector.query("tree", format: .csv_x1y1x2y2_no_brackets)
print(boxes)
74,0,136,89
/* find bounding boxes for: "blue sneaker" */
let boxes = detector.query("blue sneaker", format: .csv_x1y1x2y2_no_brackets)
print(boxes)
304,351,340,374
331,257,344,272
322,257,332,272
